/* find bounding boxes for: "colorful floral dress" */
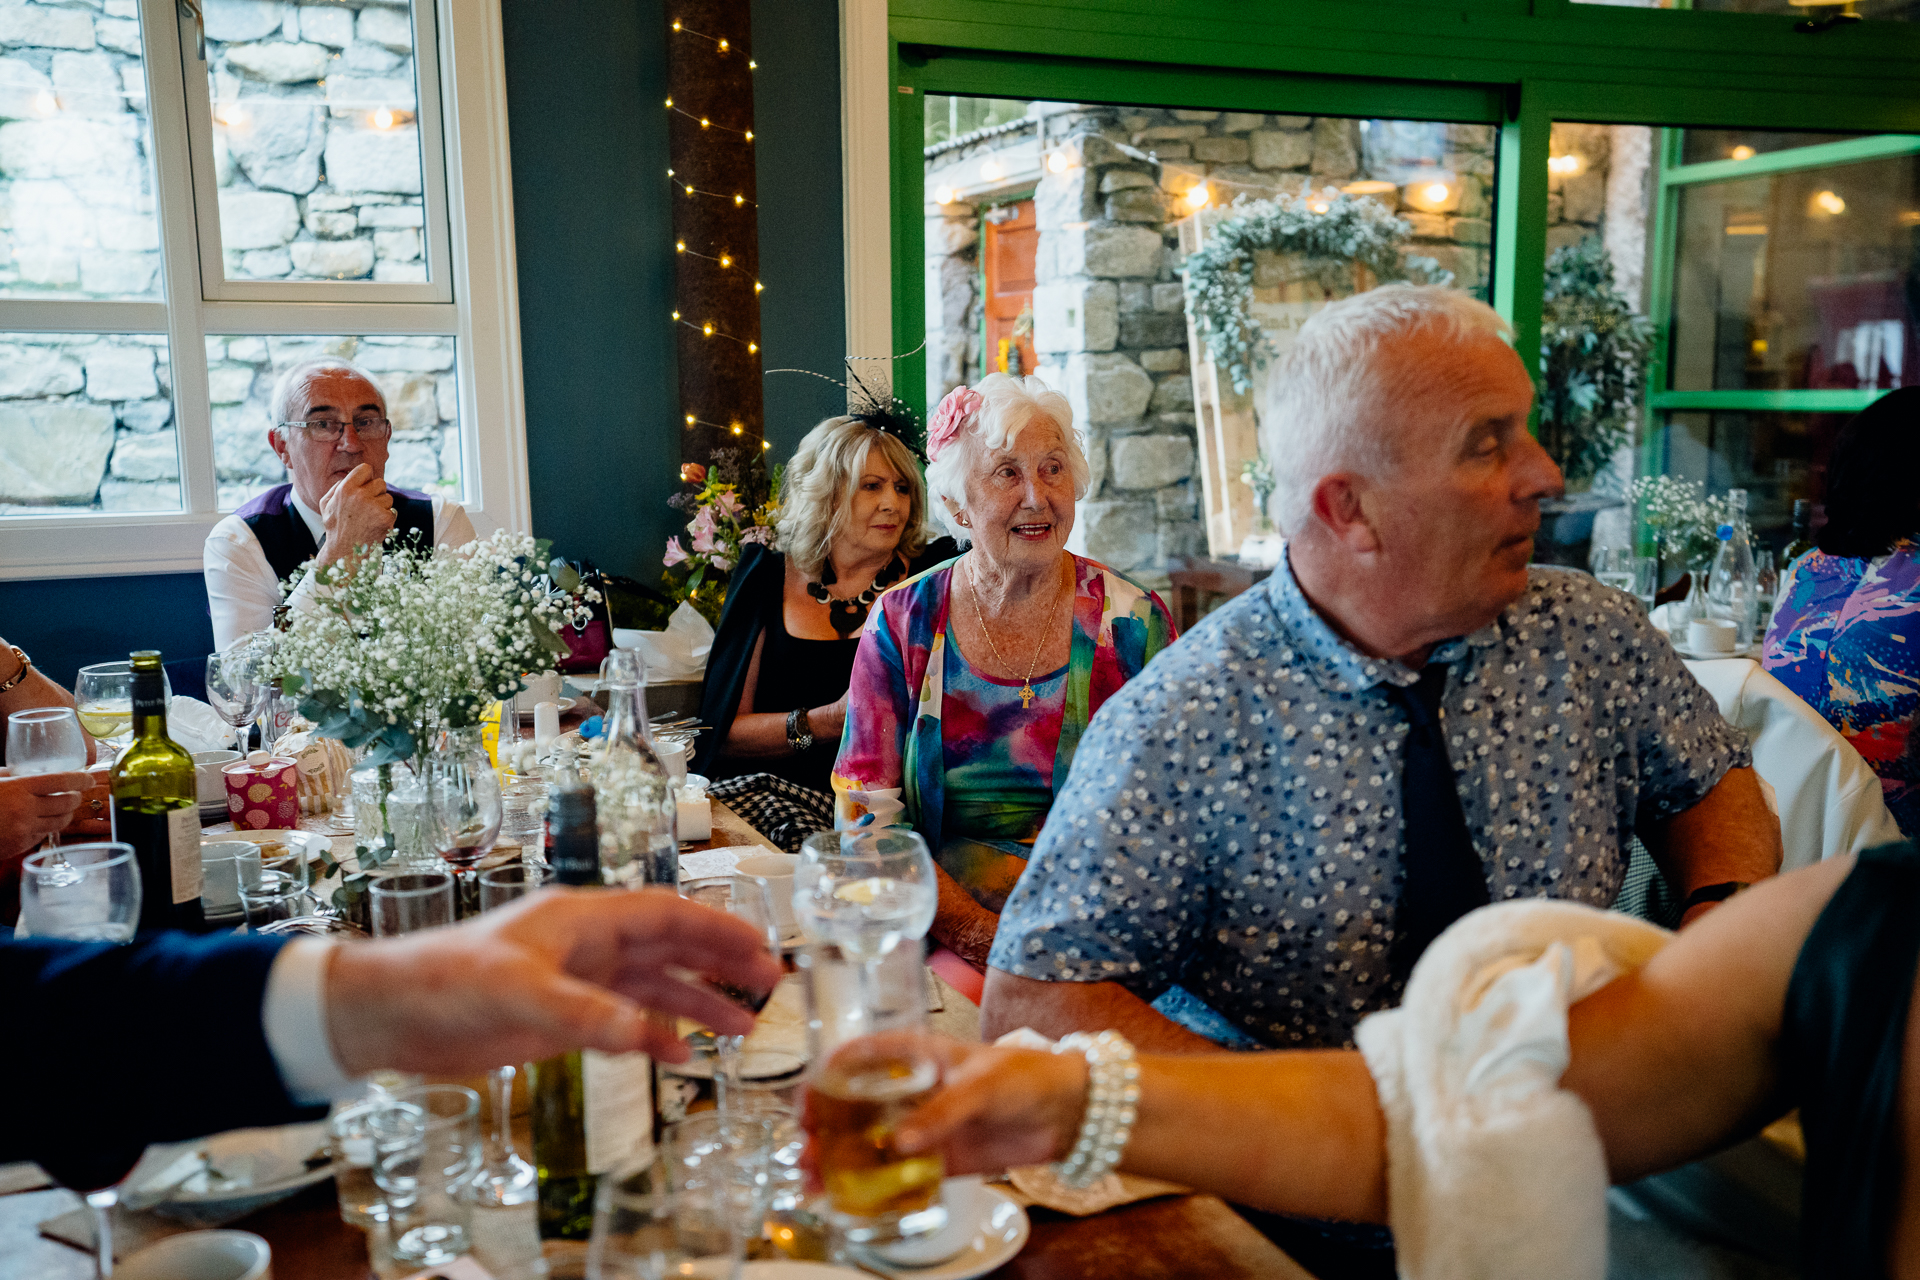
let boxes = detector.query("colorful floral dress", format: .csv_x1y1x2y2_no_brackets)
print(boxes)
1764,538,1920,835
831,553,1176,908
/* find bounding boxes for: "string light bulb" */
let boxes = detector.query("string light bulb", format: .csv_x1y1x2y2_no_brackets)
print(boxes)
744,131,753,141
685,413,695,424
214,101,244,126
703,322,714,336
1547,154,1581,176
1731,145,1756,160
718,254,731,267
665,97,673,107
700,117,710,128
733,193,744,205
1811,189,1847,216
761,439,770,450
748,59,756,69
754,281,763,293
676,240,686,252
1182,184,1210,211
672,310,681,320
748,342,757,353
685,184,695,195
1047,150,1072,173
1307,197,1332,215
981,158,1004,181
717,38,728,50
672,19,681,29
731,423,742,435
1423,182,1449,203
934,186,956,205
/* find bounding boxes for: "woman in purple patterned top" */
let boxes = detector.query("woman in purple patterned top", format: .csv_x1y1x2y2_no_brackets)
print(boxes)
1764,387,1920,836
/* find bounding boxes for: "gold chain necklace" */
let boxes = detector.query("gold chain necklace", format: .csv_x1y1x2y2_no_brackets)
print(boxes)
967,554,1067,709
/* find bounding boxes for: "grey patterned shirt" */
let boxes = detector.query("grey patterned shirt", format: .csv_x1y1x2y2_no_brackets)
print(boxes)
989,553,1751,1049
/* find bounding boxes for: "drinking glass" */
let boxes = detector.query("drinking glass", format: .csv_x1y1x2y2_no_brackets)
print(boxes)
667,1103,806,1253
18,843,140,942
200,842,264,925
7,707,90,857
1754,548,1779,630
329,1097,391,1228
238,869,310,932
369,1084,483,1266
1630,555,1660,613
423,734,502,914
588,1157,742,1280
679,875,786,1121
370,872,455,936
796,940,945,1245
74,661,167,752
204,650,264,756
1591,544,1637,594
794,829,938,967
462,863,552,1209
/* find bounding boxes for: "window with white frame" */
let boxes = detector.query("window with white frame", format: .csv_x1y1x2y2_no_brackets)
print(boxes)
0,0,527,578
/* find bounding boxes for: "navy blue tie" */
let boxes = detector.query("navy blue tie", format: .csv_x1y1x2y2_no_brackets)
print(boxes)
1387,664,1488,982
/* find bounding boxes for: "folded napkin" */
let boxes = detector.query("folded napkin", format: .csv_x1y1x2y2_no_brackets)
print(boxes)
990,1027,1190,1216
679,845,768,881
1353,901,1671,1280
167,696,234,754
0,1162,50,1195
629,602,714,683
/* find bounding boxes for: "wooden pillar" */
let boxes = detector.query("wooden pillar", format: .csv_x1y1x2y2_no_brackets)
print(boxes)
666,0,762,467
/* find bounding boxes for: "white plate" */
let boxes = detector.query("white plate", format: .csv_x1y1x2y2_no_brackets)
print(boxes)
857,1184,1030,1280
135,1121,333,1209
1672,640,1754,661
200,829,330,868
742,1263,870,1280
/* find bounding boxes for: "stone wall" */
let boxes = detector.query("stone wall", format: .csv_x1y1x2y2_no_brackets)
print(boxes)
928,105,1497,587
0,330,460,512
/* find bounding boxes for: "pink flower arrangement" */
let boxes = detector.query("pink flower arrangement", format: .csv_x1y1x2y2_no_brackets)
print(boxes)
927,385,982,461
688,506,719,554
662,536,688,567
658,456,782,624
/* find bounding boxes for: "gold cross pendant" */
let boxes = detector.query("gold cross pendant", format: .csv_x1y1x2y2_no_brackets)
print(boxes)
1020,683,1036,709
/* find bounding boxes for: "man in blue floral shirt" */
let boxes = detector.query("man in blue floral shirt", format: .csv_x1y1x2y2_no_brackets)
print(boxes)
984,286,1782,1053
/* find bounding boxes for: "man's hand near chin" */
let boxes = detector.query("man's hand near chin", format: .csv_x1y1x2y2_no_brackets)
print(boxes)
323,887,785,1078
316,463,397,567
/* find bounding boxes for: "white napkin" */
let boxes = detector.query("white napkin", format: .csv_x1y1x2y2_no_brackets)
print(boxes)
1354,901,1671,1280
630,602,714,683
167,696,235,754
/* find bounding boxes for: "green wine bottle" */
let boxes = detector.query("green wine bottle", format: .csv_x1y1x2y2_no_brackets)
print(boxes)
110,650,205,933
530,780,655,1239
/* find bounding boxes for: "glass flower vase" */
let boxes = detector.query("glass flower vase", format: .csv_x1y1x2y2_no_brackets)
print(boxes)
352,761,442,875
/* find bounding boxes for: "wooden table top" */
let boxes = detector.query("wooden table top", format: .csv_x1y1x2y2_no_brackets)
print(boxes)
1,800,1307,1279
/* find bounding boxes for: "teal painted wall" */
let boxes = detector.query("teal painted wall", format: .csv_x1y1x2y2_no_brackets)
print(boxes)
1,0,846,681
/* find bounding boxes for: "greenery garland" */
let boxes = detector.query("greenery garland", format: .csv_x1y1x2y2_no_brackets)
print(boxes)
1183,191,1451,395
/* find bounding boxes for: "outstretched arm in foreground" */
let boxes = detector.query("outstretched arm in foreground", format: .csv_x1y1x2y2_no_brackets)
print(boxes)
886,856,1859,1221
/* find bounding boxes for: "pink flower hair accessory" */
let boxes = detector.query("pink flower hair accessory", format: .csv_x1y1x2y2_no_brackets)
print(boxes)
926,386,982,462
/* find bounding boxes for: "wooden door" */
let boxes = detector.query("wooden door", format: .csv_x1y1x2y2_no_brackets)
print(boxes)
982,199,1038,378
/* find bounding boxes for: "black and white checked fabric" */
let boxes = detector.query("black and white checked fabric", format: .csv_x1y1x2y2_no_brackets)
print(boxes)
708,773,836,854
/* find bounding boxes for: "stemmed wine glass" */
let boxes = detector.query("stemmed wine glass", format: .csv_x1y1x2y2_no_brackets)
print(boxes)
423,733,503,913
74,661,167,754
9,708,91,869
205,650,265,756
795,828,938,965
463,863,552,1209
679,875,784,1126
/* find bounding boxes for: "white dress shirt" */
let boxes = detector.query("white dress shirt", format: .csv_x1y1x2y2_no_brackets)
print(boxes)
261,939,360,1104
204,488,477,650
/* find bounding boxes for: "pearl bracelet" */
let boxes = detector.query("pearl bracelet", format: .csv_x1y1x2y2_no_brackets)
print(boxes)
1050,1030,1140,1188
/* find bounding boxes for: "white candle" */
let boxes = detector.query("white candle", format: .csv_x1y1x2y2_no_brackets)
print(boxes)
533,700,562,750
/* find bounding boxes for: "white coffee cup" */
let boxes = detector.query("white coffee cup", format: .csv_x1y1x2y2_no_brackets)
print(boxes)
116,1229,272,1280
655,740,688,785
515,672,563,715
737,851,801,935
192,750,242,805
1686,617,1739,655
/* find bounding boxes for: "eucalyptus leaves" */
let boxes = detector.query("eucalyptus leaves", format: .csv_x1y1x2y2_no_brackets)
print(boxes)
1182,190,1451,395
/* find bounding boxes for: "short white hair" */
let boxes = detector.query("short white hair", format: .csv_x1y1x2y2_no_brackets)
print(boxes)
270,357,387,432
1263,284,1512,534
925,373,1091,544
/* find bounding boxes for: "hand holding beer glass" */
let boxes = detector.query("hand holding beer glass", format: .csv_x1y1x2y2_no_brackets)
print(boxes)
794,828,945,1245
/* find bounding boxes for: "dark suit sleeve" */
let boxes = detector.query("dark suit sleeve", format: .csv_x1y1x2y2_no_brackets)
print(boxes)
2,932,325,1188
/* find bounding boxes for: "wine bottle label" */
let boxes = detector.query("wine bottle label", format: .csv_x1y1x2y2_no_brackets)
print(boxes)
167,806,202,903
132,682,166,718
581,1050,654,1174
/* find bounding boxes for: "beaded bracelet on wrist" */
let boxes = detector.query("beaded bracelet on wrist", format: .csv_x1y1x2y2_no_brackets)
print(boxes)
1050,1029,1139,1188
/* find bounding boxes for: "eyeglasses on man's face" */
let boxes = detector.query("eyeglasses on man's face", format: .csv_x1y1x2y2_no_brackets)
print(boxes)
277,415,393,444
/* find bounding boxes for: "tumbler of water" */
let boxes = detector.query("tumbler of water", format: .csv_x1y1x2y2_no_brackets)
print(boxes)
794,828,938,963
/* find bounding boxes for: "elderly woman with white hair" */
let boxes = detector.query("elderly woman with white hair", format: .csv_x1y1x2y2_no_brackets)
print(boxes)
695,414,958,799
832,373,1177,980
202,355,475,649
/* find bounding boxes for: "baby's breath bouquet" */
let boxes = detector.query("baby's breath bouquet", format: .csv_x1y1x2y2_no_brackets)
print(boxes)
269,529,598,905
1629,475,1732,571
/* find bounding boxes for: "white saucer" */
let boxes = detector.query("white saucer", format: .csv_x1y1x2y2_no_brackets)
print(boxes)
1672,640,1754,660
858,1183,1030,1280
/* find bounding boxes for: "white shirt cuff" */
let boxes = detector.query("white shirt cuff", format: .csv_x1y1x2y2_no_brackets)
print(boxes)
262,939,362,1105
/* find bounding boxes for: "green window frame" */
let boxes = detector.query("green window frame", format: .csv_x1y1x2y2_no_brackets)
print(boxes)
885,0,1920,433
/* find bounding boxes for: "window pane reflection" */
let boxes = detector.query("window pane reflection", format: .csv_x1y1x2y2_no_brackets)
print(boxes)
0,14,164,299
206,333,458,509
0,333,178,513
1654,408,1854,550
1670,148,1920,392
203,0,429,283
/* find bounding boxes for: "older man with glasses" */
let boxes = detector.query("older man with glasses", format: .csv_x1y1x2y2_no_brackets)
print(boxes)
203,358,477,648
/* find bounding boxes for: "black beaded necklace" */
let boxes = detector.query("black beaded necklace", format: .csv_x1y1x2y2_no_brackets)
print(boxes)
807,555,907,638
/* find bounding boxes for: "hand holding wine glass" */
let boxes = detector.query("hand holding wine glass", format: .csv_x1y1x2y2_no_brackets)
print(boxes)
0,768,94,862
7,708,92,860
